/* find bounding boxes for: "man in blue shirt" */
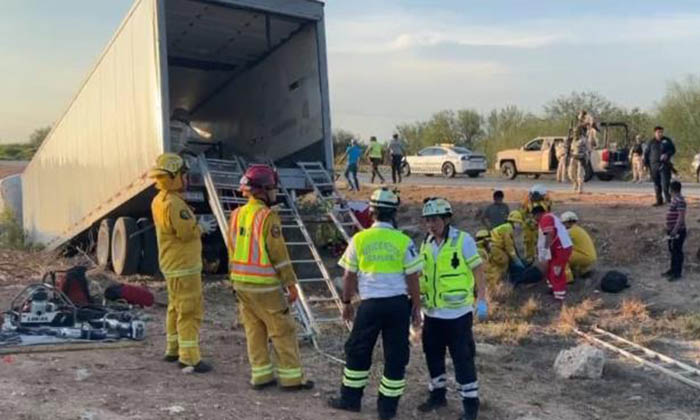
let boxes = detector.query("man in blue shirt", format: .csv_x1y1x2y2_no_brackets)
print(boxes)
340,139,363,191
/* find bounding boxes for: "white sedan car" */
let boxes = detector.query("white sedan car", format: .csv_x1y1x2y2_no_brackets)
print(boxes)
404,145,488,178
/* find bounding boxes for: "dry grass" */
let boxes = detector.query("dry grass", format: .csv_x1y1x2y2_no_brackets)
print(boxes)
476,319,533,344
619,298,649,321
519,297,540,320
489,280,513,303
557,298,601,333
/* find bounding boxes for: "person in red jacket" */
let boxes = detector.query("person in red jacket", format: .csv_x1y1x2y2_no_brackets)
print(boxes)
532,206,573,302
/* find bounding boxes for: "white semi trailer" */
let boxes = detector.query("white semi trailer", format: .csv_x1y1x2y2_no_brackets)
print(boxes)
22,0,334,275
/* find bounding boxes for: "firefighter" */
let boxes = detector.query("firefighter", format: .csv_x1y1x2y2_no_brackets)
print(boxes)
328,188,422,420
520,184,553,262
229,164,314,391
416,198,487,420
561,211,597,278
149,153,214,373
490,211,525,284
475,230,501,288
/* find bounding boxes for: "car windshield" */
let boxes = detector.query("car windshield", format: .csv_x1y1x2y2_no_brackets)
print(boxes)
450,147,471,154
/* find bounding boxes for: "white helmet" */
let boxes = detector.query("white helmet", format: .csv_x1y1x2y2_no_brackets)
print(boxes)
370,188,400,209
422,197,452,217
561,211,578,223
530,184,547,196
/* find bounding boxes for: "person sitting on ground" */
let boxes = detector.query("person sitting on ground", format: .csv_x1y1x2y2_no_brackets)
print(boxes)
480,190,510,230
489,211,526,285
560,211,597,280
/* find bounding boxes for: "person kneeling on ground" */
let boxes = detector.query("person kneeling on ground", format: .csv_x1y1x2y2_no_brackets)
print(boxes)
490,211,526,284
533,206,573,302
475,230,501,288
417,198,487,420
560,211,597,281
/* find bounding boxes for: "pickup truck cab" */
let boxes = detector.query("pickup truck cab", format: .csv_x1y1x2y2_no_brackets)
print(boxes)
495,122,630,181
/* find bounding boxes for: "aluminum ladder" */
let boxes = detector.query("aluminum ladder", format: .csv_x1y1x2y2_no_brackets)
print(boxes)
297,161,363,242
197,155,247,244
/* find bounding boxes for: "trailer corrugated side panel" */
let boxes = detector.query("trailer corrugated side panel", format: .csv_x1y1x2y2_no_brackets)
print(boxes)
22,0,166,248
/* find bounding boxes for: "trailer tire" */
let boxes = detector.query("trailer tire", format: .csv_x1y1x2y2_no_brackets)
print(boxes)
111,217,141,276
137,218,159,276
96,219,114,268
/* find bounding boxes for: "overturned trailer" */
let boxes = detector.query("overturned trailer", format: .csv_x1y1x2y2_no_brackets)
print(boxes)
22,0,360,340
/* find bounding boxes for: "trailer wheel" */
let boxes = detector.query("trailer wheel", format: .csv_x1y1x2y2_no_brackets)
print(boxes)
137,218,159,276
111,217,141,276
96,219,114,268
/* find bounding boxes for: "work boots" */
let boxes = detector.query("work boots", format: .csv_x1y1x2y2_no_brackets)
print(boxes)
459,397,480,420
377,395,400,420
179,360,212,373
417,389,447,412
327,385,362,413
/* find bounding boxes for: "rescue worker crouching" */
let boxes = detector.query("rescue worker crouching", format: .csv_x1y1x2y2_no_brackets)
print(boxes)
328,188,423,420
520,185,553,263
475,230,501,288
561,211,597,280
417,198,487,420
229,164,313,391
490,211,526,285
149,153,215,373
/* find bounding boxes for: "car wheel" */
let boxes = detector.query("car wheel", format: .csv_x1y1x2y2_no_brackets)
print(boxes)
111,217,141,276
501,162,517,180
401,162,411,177
596,173,614,181
467,171,479,178
442,162,456,178
96,218,114,268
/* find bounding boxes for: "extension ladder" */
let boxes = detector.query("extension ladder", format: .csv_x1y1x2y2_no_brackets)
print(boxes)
297,161,363,242
198,155,346,342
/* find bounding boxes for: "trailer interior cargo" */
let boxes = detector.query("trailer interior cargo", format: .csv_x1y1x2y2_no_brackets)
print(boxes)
164,0,332,169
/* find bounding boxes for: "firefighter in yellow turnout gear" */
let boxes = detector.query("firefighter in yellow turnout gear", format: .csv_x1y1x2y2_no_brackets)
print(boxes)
229,164,313,391
490,211,525,284
520,185,553,262
561,211,597,282
149,153,214,373
475,230,501,288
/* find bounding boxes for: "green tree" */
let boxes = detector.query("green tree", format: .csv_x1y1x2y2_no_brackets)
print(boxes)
29,126,51,147
543,91,621,122
657,75,700,172
455,109,483,148
332,129,358,157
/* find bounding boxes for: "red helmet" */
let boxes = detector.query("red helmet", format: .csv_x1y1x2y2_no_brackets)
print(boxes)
240,164,279,193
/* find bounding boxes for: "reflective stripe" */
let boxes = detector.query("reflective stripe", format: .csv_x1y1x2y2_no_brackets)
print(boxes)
229,201,279,285
429,374,447,391
378,376,406,397
343,368,369,388
274,260,292,270
459,380,478,390
179,339,198,348
344,368,369,379
252,364,274,378
277,367,302,379
166,334,178,343
162,265,202,279
233,283,282,293
229,263,277,276
461,390,479,398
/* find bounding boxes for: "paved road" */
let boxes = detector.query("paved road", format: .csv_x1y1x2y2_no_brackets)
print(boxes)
354,172,700,197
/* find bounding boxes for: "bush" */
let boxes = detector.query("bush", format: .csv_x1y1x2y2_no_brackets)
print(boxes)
0,208,38,250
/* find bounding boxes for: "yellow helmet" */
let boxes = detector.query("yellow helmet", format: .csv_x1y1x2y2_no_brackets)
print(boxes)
507,210,523,224
148,153,186,178
475,229,490,241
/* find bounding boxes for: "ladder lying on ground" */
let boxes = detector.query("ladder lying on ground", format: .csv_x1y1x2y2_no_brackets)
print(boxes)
197,155,347,343
297,161,363,242
575,326,700,390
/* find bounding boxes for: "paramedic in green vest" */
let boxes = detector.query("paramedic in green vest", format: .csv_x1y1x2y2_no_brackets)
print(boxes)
328,188,422,420
365,136,386,184
417,197,487,420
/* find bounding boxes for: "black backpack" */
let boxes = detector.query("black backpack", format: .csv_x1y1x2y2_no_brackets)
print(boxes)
600,271,630,293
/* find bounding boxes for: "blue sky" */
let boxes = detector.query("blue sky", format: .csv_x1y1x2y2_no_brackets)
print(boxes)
2,0,700,143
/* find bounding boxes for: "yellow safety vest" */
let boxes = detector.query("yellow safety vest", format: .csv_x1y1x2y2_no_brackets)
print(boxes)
419,231,476,309
228,201,278,284
353,227,411,274
368,142,383,159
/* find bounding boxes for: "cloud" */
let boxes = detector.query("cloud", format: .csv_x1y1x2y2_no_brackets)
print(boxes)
327,12,700,54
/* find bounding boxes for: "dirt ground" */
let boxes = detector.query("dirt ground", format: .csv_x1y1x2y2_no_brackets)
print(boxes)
1,185,700,420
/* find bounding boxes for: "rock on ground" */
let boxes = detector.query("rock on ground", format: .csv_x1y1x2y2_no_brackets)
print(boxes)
554,344,605,379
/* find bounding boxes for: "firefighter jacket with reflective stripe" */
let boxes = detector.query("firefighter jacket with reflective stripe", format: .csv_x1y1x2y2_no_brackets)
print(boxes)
521,197,552,228
353,227,412,274
490,223,517,259
151,190,202,279
419,231,476,310
229,197,297,286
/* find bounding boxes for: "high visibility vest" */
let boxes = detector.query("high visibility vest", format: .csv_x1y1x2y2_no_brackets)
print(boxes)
354,227,411,274
229,201,278,284
368,142,383,159
419,231,476,309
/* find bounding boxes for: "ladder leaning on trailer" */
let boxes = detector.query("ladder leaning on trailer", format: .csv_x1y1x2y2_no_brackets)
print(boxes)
196,155,348,344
